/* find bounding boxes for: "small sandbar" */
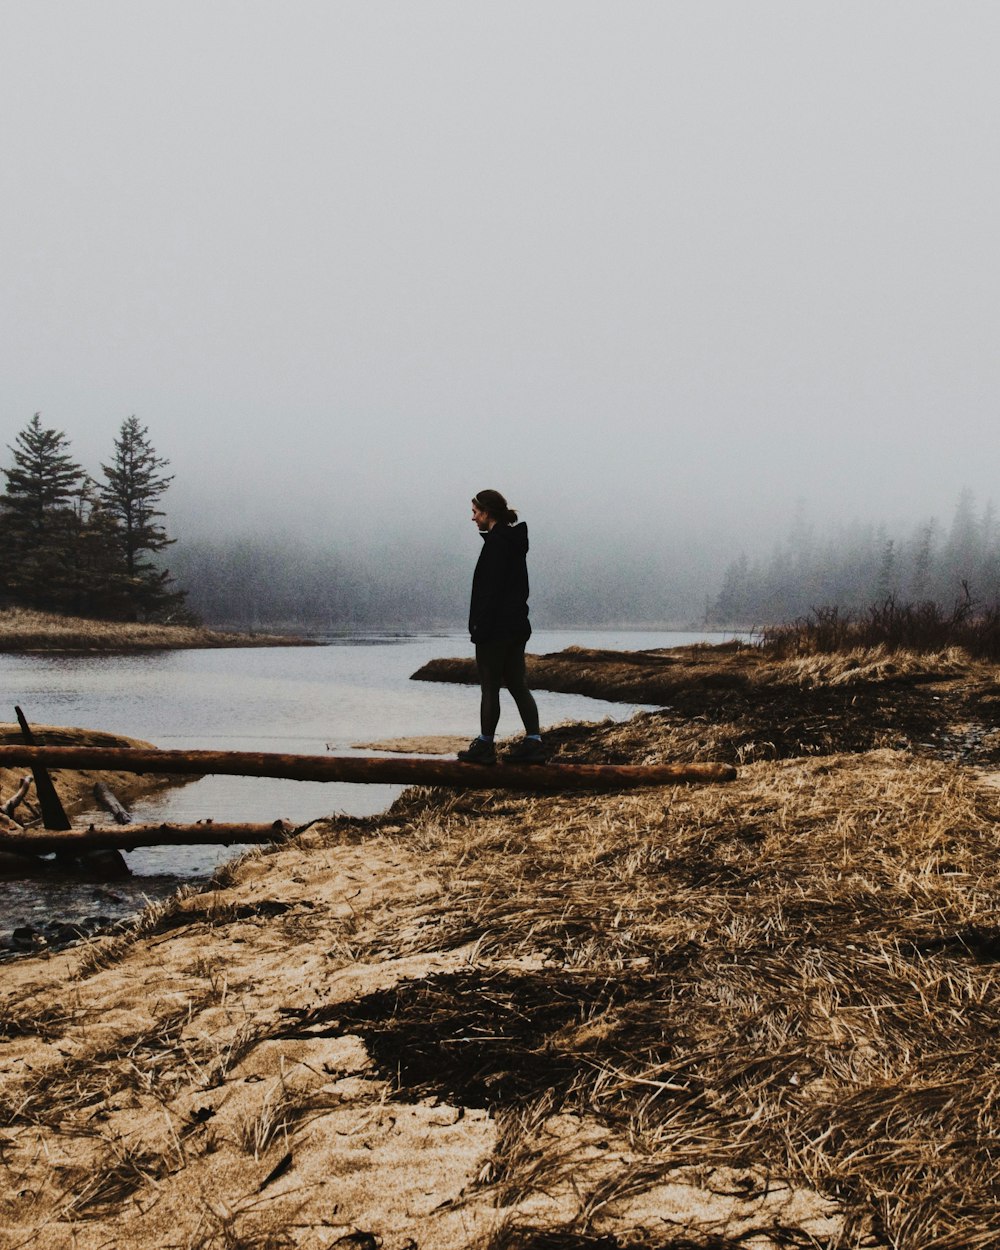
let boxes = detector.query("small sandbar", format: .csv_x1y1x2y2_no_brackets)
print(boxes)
353,734,469,755
0,607,316,652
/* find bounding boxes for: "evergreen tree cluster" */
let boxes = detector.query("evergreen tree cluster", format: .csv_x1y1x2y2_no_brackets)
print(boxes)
0,413,187,622
709,493,1000,626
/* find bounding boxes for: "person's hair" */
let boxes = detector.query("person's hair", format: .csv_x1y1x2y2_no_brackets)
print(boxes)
473,489,518,525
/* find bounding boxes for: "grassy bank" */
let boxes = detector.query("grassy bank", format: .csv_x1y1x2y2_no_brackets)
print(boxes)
2,643,1000,1247
0,607,314,652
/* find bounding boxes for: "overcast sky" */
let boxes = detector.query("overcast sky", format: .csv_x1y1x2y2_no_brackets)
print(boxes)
2,1,998,564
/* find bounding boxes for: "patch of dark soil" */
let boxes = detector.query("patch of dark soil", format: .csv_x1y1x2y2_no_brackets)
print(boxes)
277,969,699,1110
143,897,299,937
491,1230,809,1250
661,683,938,754
545,682,1000,768
911,925,1000,962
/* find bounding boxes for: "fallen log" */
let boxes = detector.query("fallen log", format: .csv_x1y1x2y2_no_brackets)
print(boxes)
93,781,133,825
0,745,737,792
0,820,295,857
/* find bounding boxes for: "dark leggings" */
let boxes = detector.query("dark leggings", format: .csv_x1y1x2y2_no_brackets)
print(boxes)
476,637,540,738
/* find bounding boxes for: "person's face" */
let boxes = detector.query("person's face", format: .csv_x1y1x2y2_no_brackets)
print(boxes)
471,500,491,530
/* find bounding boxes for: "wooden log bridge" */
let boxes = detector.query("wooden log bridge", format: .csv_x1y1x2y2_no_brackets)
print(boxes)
0,744,736,793
0,821,296,857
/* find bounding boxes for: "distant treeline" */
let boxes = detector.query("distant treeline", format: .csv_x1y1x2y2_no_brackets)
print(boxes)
0,414,187,621
168,535,470,632
9,426,995,636
172,497,1000,635
708,492,1000,626
168,533,709,633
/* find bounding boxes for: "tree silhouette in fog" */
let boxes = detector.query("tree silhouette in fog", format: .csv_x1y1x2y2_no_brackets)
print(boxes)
99,415,183,620
0,413,188,621
709,494,1000,626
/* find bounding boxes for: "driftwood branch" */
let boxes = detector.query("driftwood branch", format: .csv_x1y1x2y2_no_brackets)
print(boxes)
0,820,296,857
0,745,736,792
1,775,32,819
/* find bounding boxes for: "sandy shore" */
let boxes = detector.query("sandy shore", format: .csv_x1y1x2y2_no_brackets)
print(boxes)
2,644,1000,1247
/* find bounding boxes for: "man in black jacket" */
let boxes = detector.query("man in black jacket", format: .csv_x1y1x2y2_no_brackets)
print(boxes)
458,489,544,765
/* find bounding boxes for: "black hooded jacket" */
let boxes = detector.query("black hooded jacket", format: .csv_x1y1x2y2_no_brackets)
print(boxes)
468,521,531,643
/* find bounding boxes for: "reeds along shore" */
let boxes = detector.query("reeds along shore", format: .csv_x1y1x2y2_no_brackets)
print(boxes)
760,594,1000,660
2,641,1000,1248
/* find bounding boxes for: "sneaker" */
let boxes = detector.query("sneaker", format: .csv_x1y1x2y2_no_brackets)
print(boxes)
504,737,547,764
457,737,497,765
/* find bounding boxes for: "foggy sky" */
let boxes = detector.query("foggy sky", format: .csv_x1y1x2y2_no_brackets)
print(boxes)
3,2,999,576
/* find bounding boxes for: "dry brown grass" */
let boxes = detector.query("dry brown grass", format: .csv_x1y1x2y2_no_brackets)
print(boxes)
0,606,309,652
368,751,1000,1247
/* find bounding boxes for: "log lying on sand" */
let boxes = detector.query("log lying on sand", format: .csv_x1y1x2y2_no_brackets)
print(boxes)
0,745,736,792
0,820,295,857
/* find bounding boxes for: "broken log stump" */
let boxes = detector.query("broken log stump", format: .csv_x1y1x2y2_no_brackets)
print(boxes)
14,707,71,830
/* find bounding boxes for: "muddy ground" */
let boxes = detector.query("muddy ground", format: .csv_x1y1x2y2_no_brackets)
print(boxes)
2,644,1000,1249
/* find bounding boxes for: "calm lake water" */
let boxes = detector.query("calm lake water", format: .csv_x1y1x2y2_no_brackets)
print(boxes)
0,628,728,943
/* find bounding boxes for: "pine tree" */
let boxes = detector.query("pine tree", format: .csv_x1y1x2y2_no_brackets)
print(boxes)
65,477,131,617
3,413,83,533
1,413,85,608
710,552,752,624
98,416,184,620
910,520,937,602
99,416,173,576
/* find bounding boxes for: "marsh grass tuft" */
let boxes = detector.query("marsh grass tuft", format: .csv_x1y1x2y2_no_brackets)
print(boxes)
187,1194,300,1250
59,1144,169,1219
239,1081,300,1160
761,594,1000,661
0,994,227,1130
